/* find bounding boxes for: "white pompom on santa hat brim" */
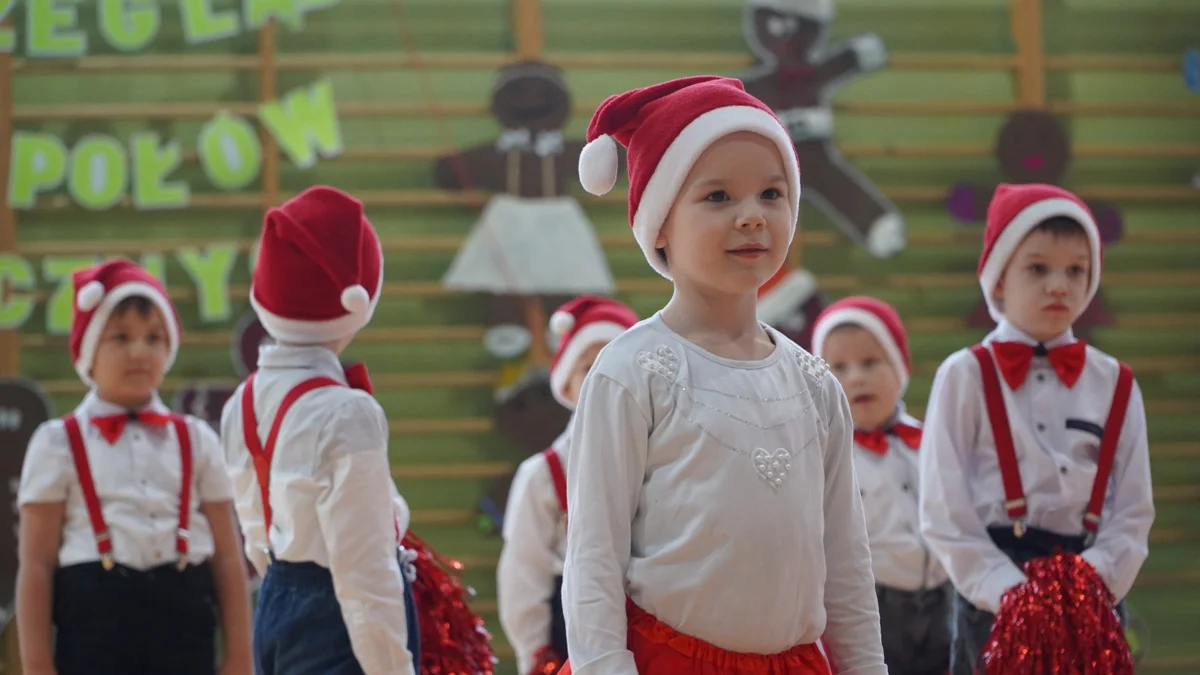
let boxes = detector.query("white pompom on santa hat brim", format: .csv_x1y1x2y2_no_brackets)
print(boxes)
978,197,1102,324
74,281,181,387
812,307,909,394
615,106,801,281
250,253,386,344
549,320,628,410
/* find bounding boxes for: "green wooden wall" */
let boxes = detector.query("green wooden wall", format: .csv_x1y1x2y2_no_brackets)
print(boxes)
9,0,1199,672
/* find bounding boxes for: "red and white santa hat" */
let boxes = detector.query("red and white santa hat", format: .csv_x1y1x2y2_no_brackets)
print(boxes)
749,0,834,20
549,296,639,409
578,76,801,280
979,183,1102,324
70,259,182,386
812,296,911,393
757,264,818,326
250,186,384,344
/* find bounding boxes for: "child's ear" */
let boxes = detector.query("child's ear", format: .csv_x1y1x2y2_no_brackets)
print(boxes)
993,273,1006,301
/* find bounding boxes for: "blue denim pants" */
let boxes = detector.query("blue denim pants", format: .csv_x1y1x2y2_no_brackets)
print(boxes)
253,558,421,675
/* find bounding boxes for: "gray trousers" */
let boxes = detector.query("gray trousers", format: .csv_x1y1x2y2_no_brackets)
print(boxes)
877,583,952,675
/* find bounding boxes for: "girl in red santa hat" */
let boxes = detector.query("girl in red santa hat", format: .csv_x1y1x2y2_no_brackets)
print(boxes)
497,296,639,675
557,77,885,675
221,185,494,675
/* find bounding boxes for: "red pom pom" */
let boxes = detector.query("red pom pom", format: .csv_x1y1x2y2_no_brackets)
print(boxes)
981,552,1134,675
529,646,565,675
402,530,497,675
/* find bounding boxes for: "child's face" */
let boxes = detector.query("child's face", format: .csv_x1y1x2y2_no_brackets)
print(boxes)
822,325,902,431
995,229,1091,342
562,341,606,407
657,132,793,297
91,303,171,405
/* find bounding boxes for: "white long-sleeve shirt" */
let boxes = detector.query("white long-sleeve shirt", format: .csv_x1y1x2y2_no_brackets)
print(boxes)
562,313,885,675
220,345,415,675
852,411,947,592
20,392,234,570
919,320,1154,613
497,429,570,674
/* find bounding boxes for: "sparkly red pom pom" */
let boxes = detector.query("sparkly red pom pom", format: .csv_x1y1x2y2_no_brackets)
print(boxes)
981,552,1134,675
402,530,497,675
529,645,565,675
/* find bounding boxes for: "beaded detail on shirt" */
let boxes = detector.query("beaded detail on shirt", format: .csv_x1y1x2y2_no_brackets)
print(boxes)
637,344,816,490
792,348,829,381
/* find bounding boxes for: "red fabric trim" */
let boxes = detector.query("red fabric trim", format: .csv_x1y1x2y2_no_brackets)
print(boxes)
542,448,568,515
1084,362,1134,533
171,415,193,563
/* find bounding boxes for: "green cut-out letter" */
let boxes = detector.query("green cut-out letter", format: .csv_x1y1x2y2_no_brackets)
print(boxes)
131,133,190,210
0,0,16,53
139,252,166,284
25,0,87,57
258,79,343,170
295,0,340,17
197,112,262,190
43,256,99,335
178,0,239,45
247,242,260,276
243,0,300,31
0,255,36,330
178,246,237,322
7,132,67,209
98,0,160,52
68,135,128,211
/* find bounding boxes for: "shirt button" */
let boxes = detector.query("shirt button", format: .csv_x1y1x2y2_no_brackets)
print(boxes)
1060,466,1068,475
1037,423,1046,432
1037,374,1045,382
902,483,910,492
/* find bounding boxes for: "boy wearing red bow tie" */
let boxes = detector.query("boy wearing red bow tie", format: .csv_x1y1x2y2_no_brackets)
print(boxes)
497,296,639,675
220,186,424,675
16,259,252,675
813,297,950,675
919,183,1154,674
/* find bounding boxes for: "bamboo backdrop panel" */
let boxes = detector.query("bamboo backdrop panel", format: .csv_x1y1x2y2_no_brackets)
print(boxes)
8,0,1200,672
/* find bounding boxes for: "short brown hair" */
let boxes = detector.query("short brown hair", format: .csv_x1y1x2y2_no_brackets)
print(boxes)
1030,216,1088,240
112,295,155,318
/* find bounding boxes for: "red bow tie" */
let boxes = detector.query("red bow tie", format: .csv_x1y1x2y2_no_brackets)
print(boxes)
991,340,1086,390
854,422,922,456
91,410,173,444
343,362,373,395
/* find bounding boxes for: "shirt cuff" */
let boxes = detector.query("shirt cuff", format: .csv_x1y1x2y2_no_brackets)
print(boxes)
983,565,1029,613
838,666,889,675
569,650,638,675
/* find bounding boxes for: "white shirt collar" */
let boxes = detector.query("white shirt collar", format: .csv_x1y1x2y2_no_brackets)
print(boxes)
78,390,169,418
256,344,348,385
987,319,1076,349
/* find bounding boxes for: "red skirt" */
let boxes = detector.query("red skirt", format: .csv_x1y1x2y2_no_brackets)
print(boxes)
559,597,831,675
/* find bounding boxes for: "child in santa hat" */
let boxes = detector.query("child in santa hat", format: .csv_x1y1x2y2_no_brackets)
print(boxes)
497,296,639,675
220,186,493,675
919,183,1152,674
16,259,252,675
558,76,885,675
812,297,950,675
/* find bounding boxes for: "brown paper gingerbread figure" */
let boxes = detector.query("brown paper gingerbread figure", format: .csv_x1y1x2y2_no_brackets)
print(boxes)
945,109,1124,337
434,61,616,535
0,377,55,625
738,0,906,259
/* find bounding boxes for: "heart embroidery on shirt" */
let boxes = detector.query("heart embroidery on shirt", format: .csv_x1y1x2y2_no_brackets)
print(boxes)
752,447,793,489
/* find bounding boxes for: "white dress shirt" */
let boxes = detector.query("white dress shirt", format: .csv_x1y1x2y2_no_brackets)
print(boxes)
497,429,570,675
19,392,234,571
563,314,885,675
919,320,1154,613
853,411,948,592
220,344,415,675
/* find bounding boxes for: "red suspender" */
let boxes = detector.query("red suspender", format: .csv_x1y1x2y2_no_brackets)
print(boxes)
971,344,1135,541
542,448,567,516
240,373,342,536
1084,363,1135,537
969,345,1028,535
62,412,194,571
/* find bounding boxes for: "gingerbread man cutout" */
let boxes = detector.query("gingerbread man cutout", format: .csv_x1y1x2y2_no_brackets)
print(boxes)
738,0,906,259
0,378,54,622
433,61,612,535
945,110,1124,336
